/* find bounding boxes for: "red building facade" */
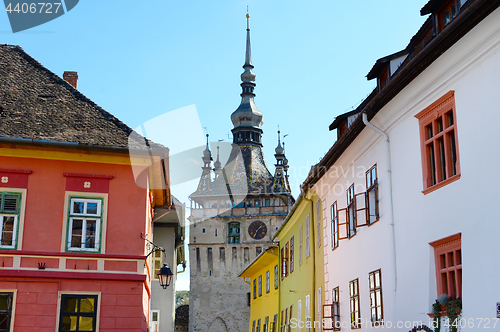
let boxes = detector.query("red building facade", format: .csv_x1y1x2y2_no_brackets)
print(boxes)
0,45,171,331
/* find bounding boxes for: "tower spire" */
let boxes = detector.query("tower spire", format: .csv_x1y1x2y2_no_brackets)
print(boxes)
230,13,264,145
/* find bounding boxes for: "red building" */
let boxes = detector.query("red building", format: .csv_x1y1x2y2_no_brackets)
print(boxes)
0,45,173,331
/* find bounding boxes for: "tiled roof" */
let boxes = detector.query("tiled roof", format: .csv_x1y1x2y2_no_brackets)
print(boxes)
0,44,163,150
190,144,280,198
175,305,189,325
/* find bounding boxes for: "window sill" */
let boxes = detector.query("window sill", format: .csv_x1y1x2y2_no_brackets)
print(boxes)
422,174,461,195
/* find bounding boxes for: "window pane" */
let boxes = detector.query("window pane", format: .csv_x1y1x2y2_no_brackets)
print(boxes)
457,249,462,265
446,111,454,127
71,219,83,248
62,297,79,312
441,273,448,295
85,220,96,249
375,271,380,287
1,216,15,246
438,137,446,181
79,316,94,331
0,295,10,310
449,130,457,176
369,274,374,289
73,201,85,214
61,315,78,330
86,202,98,215
80,298,95,313
152,312,158,321
448,252,454,267
426,123,433,139
0,314,8,329
444,10,450,24
428,143,436,185
440,254,446,269
436,118,443,133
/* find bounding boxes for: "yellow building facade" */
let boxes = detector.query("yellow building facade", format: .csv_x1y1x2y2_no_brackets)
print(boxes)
274,189,325,332
239,246,280,332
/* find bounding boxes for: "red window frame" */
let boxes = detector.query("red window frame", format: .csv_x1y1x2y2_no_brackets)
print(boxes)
290,236,294,273
415,91,460,194
430,233,462,299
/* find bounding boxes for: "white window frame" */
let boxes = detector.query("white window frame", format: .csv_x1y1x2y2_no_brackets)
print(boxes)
150,309,160,332
67,197,102,252
305,215,310,258
305,294,311,332
299,224,303,265
152,250,163,280
297,299,302,332
0,191,24,249
316,200,321,247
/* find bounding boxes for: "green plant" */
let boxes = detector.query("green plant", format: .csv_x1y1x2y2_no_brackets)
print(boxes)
446,297,462,332
432,300,442,332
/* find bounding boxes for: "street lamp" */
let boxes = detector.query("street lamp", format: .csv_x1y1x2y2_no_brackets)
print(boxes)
141,233,175,289
158,264,174,289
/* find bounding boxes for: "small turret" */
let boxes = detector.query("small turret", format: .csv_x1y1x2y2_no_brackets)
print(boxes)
272,130,291,193
213,145,222,179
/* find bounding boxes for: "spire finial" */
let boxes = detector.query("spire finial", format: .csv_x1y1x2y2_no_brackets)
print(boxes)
244,12,252,68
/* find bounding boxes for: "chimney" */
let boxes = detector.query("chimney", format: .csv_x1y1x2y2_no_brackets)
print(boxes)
63,71,78,89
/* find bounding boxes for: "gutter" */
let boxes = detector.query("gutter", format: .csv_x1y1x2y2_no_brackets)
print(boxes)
362,113,397,323
0,136,168,155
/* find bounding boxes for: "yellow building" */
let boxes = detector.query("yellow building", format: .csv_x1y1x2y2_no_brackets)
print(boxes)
239,246,280,332
273,189,325,332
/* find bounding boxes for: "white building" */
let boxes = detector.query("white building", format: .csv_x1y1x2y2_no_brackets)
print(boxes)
150,197,186,332
303,0,500,330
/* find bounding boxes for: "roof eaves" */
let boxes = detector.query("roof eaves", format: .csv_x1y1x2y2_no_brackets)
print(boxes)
307,0,499,190
238,245,278,277
0,136,168,155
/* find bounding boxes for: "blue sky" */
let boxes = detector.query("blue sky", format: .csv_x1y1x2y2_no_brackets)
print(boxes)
1,1,429,290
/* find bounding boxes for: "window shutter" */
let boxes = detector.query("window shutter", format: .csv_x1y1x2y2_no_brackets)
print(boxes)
1,194,20,213
355,192,368,227
322,304,333,330
337,208,348,240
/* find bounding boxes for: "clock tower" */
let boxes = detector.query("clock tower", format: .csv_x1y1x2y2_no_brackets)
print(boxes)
188,14,294,332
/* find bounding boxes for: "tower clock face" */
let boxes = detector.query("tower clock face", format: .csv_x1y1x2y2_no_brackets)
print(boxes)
248,220,267,240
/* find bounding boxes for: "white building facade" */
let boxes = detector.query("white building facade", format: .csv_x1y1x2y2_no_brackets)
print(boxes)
304,0,500,330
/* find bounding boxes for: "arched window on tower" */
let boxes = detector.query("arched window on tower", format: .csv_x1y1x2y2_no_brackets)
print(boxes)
228,222,240,244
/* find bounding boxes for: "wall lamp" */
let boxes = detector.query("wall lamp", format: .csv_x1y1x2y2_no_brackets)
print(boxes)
141,233,174,289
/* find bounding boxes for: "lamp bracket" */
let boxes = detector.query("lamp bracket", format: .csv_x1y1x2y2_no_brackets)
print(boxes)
140,232,165,260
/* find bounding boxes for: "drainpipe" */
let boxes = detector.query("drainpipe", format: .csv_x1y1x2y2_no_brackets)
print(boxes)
362,113,397,321
302,189,316,331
